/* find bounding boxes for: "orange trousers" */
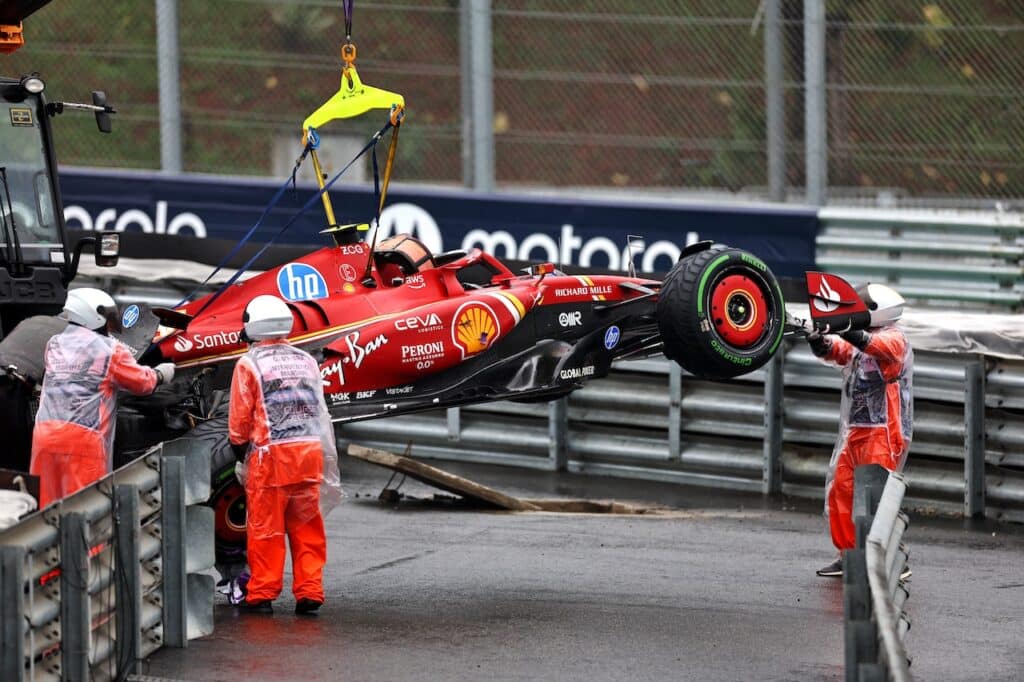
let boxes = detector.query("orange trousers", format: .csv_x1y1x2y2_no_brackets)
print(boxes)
245,482,326,604
30,424,107,509
827,427,900,551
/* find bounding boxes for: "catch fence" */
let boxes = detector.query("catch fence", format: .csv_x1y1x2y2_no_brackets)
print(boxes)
6,1,1023,208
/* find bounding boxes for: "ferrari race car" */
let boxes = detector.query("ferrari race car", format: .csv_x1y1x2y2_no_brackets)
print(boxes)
135,235,786,418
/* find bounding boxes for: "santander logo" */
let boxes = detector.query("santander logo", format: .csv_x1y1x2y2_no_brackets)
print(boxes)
173,335,194,353
813,276,841,313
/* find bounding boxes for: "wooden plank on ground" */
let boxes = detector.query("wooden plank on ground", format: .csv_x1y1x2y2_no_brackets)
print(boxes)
347,445,541,512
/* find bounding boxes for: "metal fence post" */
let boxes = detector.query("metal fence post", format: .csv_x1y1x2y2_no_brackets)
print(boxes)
60,512,90,682
156,0,183,172
965,358,986,518
459,0,474,187
161,454,188,647
1,544,26,682
469,0,495,191
763,0,786,201
804,0,827,205
763,348,784,494
114,484,143,676
549,397,568,471
668,364,682,460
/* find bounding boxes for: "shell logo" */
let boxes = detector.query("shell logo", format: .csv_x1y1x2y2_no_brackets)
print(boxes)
452,302,500,358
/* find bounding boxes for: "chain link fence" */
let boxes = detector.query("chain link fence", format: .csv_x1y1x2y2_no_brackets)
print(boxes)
3,1,1023,207
823,1,1024,207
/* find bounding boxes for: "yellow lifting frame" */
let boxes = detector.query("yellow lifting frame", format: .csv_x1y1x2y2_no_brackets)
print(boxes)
301,49,405,232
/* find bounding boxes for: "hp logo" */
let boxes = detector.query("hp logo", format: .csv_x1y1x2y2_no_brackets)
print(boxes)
278,263,328,302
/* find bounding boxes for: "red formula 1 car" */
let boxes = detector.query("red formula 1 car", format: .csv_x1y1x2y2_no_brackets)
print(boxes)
134,235,786,420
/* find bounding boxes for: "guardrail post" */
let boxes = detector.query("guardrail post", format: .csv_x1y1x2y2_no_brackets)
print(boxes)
853,464,889,547
161,454,188,647
447,407,461,442
549,397,568,471
965,358,986,518
762,348,784,494
843,547,876,682
60,512,90,682
114,484,143,676
1,544,26,682
668,364,682,460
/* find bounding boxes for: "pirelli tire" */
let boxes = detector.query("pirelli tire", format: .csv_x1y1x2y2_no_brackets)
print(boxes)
657,244,785,380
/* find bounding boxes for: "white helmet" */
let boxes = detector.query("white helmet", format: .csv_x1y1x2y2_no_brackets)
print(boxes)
64,288,120,332
242,295,293,341
856,283,904,328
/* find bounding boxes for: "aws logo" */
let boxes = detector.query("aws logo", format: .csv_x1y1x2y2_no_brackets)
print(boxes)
278,263,328,302
452,302,500,359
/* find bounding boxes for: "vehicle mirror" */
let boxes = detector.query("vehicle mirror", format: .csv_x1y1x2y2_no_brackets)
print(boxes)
92,91,112,133
94,232,120,267
529,263,555,277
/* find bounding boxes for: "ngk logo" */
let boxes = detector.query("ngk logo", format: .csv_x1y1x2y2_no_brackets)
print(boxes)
558,311,582,327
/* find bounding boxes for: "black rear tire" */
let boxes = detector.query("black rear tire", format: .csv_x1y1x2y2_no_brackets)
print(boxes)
657,244,784,379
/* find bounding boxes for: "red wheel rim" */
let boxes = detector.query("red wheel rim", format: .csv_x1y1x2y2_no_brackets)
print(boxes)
212,482,247,547
710,273,769,348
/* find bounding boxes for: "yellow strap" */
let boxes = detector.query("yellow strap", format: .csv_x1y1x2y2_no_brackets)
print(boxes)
302,64,405,132
378,122,401,215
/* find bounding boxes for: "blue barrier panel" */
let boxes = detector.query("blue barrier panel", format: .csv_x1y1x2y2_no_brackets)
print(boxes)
59,169,818,278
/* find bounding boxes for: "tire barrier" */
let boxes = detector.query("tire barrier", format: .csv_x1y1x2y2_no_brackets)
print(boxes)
0,437,214,681
844,465,912,681
341,344,1024,522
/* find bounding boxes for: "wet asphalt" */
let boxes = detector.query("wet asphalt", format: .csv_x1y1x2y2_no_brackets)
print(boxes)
143,456,1024,681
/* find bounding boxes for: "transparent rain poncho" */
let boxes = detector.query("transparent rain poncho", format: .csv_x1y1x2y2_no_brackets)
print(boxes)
229,341,343,541
34,324,158,472
821,324,914,518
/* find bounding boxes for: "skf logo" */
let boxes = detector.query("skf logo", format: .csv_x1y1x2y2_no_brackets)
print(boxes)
813,276,841,313
278,263,328,302
9,108,32,126
558,311,582,328
173,335,194,353
452,302,500,358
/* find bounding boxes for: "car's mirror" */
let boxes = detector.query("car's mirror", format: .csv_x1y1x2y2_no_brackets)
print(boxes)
92,91,112,133
94,232,120,267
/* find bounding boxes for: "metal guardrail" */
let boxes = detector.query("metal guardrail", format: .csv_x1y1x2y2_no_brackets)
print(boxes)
844,465,912,682
817,207,1024,310
340,344,1024,522
0,438,214,681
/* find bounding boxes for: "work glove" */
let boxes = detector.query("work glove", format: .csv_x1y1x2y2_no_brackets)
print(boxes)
154,362,176,385
840,329,871,351
806,329,830,358
231,441,250,463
